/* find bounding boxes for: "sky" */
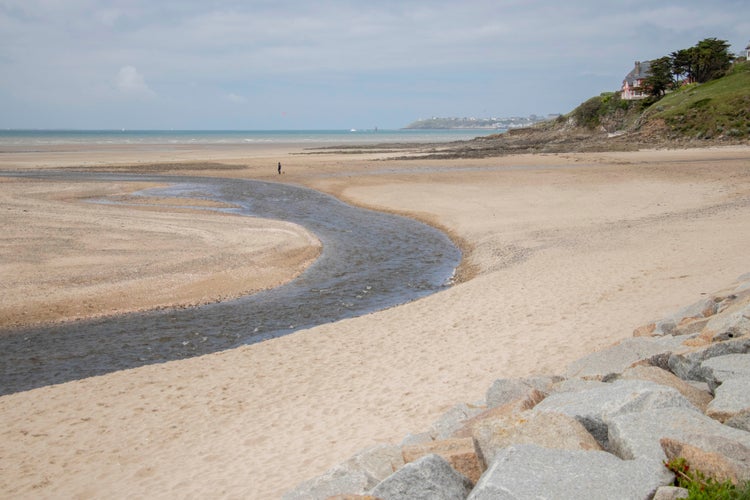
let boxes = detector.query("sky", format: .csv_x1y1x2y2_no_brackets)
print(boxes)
1,0,748,130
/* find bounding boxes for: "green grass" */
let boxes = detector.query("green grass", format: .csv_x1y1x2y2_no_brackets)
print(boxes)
569,92,642,130
642,61,750,139
665,457,750,499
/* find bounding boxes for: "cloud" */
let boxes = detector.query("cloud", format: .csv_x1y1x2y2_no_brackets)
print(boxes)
2,0,748,128
115,66,155,97
225,92,247,104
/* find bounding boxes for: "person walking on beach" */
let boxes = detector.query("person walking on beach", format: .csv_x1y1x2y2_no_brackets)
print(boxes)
278,162,282,175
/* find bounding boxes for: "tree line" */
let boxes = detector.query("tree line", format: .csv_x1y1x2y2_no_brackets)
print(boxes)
644,38,735,97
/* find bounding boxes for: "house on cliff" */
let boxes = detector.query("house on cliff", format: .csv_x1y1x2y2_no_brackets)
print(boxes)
621,60,652,100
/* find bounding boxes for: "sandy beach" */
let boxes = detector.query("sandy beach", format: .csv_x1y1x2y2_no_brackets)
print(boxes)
2,142,750,498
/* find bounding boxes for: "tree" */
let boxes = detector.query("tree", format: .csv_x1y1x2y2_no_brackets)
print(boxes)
691,38,734,82
672,38,734,84
644,56,674,96
670,48,695,82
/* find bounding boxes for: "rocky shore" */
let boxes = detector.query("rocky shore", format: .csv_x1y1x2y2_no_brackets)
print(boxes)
285,274,750,499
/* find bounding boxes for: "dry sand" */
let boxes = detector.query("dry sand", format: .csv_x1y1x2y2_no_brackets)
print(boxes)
2,143,750,498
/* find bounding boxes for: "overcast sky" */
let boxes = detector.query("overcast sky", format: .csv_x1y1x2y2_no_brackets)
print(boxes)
1,0,748,130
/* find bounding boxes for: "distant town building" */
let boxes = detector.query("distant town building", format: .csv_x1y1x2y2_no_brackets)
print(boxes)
745,42,750,60
621,60,652,100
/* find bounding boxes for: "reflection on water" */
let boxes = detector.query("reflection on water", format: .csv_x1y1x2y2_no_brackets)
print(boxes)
0,173,460,395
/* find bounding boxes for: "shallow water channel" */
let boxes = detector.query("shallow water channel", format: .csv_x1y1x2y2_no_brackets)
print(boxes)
0,173,460,395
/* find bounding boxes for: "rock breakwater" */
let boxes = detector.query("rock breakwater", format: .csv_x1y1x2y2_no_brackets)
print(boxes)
285,274,750,499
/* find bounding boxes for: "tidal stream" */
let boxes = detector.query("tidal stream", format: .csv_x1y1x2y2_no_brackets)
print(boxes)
0,172,460,395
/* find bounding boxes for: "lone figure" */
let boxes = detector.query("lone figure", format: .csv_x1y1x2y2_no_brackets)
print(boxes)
277,162,282,175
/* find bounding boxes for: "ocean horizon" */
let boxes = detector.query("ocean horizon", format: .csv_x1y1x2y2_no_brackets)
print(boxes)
0,128,501,147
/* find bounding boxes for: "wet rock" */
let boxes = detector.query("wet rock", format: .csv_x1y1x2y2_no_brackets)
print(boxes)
370,454,473,500
402,438,483,484
466,444,670,500
533,379,696,449
706,377,750,422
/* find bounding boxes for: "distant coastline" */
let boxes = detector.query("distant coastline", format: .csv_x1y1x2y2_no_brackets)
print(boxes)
403,114,559,130
0,129,499,147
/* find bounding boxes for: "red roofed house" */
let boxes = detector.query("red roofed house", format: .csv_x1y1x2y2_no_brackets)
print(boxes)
621,60,652,100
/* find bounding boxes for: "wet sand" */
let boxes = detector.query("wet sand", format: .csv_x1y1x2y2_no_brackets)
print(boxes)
0,177,321,329
2,143,750,498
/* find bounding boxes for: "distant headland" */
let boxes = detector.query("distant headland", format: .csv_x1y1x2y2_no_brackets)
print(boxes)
402,114,559,130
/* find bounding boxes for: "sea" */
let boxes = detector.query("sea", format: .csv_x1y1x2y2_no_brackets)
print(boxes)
0,128,501,147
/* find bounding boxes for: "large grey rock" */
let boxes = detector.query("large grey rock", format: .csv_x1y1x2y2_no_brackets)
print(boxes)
283,466,374,500
430,403,486,440
736,276,750,293
701,303,750,342
706,377,750,422
532,379,697,448
661,435,750,483
370,454,473,500
549,378,609,393
657,297,720,336
466,444,671,500
634,296,723,338
652,486,689,500
347,444,405,483
565,336,687,380
401,432,433,447
668,338,750,382
402,438,484,484
701,353,750,384
607,407,750,465
620,365,713,411
523,374,565,391
282,445,403,500
470,410,601,465
485,377,546,409
726,409,750,432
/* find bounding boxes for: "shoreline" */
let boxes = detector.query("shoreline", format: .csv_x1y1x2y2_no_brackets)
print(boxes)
0,176,322,330
2,144,750,498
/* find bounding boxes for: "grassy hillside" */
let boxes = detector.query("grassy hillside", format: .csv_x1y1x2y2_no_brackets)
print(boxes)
640,61,750,140
567,61,750,141
568,92,645,132
335,62,749,159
